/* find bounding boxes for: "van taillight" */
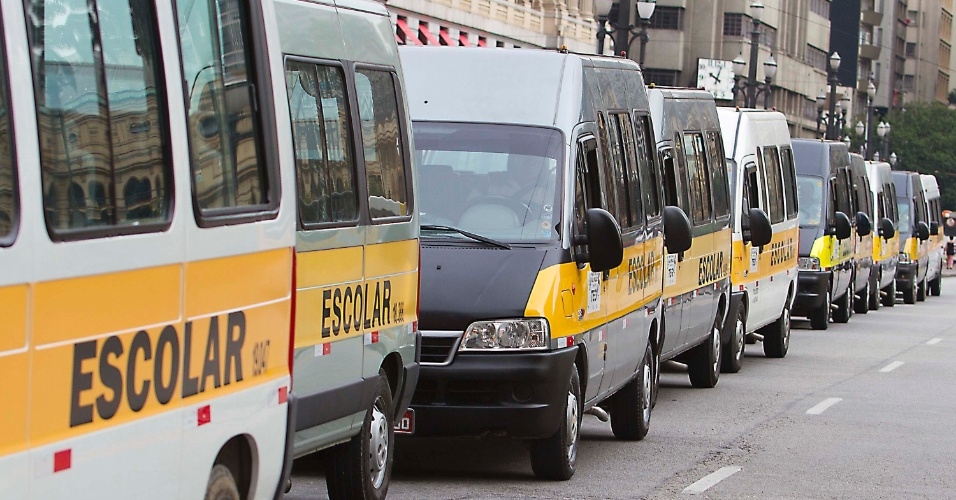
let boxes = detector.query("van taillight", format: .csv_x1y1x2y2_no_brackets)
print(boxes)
289,250,297,382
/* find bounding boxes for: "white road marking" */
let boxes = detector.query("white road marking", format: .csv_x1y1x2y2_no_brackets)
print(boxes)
880,361,905,373
806,397,842,415
682,466,742,495
927,338,943,345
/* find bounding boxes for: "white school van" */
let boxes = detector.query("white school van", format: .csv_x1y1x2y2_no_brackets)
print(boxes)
0,1,419,499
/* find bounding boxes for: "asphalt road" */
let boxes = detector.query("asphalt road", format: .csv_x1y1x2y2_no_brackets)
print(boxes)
287,279,956,499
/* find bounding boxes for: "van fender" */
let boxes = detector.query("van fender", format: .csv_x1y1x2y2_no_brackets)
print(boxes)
720,291,741,346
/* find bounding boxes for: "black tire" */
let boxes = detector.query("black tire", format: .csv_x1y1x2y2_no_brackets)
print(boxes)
687,312,722,388
325,370,394,500
854,281,869,314
762,305,791,358
916,278,927,301
610,343,652,441
531,368,581,480
204,464,240,500
882,280,896,307
903,280,916,304
809,290,830,330
832,289,851,323
869,275,881,311
721,307,745,373
930,274,942,296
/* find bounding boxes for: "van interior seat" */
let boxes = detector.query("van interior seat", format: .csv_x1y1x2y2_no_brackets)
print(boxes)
420,164,460,225
458,203,520,231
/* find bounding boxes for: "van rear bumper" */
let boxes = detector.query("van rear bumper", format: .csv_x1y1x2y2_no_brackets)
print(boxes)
408,347,578,438
794,270,830,315
895,261,917,290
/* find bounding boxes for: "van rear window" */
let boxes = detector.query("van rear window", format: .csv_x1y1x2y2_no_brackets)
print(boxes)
26,0,172,237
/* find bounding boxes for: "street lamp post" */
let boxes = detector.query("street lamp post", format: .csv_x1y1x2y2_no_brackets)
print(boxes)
594,0,656,64
731,2,777,108
816,91,850,139
825,52,841,140
877,121,891,160
859,80,877,159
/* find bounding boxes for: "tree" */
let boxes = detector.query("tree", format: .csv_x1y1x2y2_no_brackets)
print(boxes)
887,102,956,210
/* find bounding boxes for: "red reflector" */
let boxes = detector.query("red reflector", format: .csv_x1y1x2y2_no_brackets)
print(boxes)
198,405,211,426
372,332,379,343
322,343,331,356
54,449,71,472
278,386,289,404
412,320,419,332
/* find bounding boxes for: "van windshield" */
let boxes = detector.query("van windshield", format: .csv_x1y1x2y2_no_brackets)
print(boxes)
413,121,563,243
797,175,824,227
898,202,911,233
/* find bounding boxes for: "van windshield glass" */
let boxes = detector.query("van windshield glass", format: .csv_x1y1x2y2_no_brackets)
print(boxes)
413,121,563,243
898,203,911,233
798,175,824,227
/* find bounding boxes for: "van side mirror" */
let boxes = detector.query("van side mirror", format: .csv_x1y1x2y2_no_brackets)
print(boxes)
917,221,930,241
879,217,896,239
831,211,852,240
744,208,772,247
663,205,692,254
930,220,940,236
855,212,872,237
585,208,623,272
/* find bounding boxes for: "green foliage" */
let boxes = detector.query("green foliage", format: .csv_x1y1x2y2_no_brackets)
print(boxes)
887,102,956,211
949,89,956,105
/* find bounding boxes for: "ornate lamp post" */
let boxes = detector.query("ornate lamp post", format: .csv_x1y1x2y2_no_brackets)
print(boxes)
877,121,891,160
731,2,777,108
824,52,841,139
595,0,656,64
859,80,877,159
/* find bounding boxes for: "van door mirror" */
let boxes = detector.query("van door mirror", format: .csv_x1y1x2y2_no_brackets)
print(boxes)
930,220,940,236
917,221,931,241
879,217,896,239
855,212,872,237
745,208,772,247
585,208,624,272
831,211,852,240
663,205,692,254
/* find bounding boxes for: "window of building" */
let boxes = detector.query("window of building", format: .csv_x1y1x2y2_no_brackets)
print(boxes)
723,13,744,36
285,61,358,226
807,45,827,71
27,0,171,237
649,7,682,30
355,68,410,219
0,20,14,245
758,23,777,50
906,42,917,57
643,68,680,86
723,13,775,50
810,0,831,17
178,0,275,222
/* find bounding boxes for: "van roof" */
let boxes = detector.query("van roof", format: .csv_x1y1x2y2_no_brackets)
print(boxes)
647,87,719,141
715,107,790,162
791,138,849,177
399,46,647,129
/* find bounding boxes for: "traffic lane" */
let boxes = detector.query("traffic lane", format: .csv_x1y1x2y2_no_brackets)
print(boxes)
285,290,956,499
650,293,956,498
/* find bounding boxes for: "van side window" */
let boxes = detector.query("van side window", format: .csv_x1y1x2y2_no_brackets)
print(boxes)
762,147,785,224
355,68,410,219
682,133,712,225
596,113,620,220
706,132,730,219
0,30,15,246
605,114,632,227
669,134,691,213
28,0,171,236
780,147,799,220
574,136,600,244
634,115,661,217
178,0,272,216
612,113,645,229
833,171,851,216
285,61,358,226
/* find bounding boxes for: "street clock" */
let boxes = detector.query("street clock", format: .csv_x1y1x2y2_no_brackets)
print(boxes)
697,58,734,101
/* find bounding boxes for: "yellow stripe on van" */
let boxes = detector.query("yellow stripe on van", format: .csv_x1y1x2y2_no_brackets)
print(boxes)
297,246,363,289
186,249,292,318
811,234,854,268
731,226,798,284
874,234,899,263
0,284,27,352
0,353,28,454
664,227,732,298
366,239,419,277
33,266,180,345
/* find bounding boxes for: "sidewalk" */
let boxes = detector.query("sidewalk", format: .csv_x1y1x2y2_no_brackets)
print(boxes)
943,266,956,278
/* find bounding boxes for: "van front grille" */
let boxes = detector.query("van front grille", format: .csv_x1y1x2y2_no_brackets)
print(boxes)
420,332,461,365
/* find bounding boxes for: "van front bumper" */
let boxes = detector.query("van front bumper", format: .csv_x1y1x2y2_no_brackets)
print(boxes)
896,261,917,290
794,270,830,316
408,347,578,439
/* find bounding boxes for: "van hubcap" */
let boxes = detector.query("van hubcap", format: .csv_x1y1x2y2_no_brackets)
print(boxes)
369,400,389,488
566,390,579,465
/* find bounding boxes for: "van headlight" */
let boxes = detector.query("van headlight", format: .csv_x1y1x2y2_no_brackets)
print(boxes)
798,257,820,271
899,252,911,264
460,319,550,351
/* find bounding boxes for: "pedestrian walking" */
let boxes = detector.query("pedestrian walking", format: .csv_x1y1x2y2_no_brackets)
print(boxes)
947,237,955,269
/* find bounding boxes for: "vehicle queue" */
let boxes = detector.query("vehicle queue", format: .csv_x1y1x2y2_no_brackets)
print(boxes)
0,1,946,499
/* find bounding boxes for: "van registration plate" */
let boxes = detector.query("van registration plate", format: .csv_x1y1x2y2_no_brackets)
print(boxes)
394,409,415,434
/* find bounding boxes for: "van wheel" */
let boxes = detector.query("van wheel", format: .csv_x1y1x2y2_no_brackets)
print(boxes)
882,281,896,307
650,344,660,409
930,274,942,296
721,307,745,373
762,306,790,358
854,281,869,314
916,278,927,301
204,465,240,500
903,280,916,304
325,370,394,500
687,313,721,388
531,368,580,480
610,343,652,441
869,275,881,311
809,290,830,330
832,290,851,323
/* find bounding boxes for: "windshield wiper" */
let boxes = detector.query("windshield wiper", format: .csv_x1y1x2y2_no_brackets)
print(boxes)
421,224,512,249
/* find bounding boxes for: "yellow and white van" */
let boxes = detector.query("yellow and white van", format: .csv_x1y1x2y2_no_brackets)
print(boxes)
650,88,733,385
864,161,900,308
717,108,797,366
894,171,932,304
399,46,692,480
0,1,420,499
848,154,876,314
921,174,944,296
